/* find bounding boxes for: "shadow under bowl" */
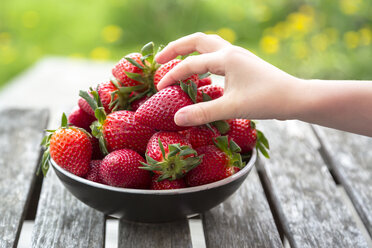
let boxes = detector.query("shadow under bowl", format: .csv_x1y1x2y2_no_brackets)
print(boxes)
51,149,256,223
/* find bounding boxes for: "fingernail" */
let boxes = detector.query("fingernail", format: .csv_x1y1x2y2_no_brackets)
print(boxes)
175,111,189,126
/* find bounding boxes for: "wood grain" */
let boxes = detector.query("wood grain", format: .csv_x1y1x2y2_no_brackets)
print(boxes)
0,109,48,248
202,168,283,248
313,125,372,237
31,170,105,248
118,219,192,248
258,120,368,248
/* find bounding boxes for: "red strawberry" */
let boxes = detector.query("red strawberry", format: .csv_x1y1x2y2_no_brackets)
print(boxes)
90,137,104,160
68,107,96,131
112,53,144,87
185,136,243,187
80,90,156,156
226,119,256,153
112,43,160,97
151,174,186,190
140,131,202,181
181,126,220,148
130,95,150,111
226,119,270,157
197,76,212,87
134,83,195,131
154,59,198,88
196,85,224,103
86,160,103,183
97,81,119,114
40,113,92,177
102,110,155,154
78,98,95,117
99,149,151,189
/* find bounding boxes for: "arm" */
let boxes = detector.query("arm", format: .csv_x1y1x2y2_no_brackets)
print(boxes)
155,32,372,137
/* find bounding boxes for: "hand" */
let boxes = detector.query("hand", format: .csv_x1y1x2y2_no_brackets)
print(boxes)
155,32,302,127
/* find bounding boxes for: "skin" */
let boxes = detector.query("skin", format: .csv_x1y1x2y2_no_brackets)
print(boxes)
155,32,372,137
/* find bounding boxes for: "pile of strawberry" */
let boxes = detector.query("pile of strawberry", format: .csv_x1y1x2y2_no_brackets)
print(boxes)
40,42,269,190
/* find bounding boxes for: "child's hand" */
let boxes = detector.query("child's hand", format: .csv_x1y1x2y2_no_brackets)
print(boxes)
155,32,302,127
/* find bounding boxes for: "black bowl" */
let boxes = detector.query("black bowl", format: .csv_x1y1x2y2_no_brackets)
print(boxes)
51,149,256,223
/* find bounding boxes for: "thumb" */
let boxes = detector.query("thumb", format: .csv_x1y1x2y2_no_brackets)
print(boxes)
175,97,230,126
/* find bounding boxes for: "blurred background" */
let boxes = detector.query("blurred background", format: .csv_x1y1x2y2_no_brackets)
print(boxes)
0,0,371,89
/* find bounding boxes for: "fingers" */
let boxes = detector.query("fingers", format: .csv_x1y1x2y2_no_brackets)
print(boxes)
175,96,232,126
157,52,225,90
155,32,230,64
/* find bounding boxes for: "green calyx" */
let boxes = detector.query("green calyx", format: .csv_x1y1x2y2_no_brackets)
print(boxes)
253,121,270,159
213,136,245,169
109,42,162,111
79,88,109,156
123,42,160,92
140,138,203,181
38,113,91,177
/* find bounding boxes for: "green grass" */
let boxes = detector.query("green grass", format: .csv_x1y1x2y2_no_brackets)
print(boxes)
0,0,371,88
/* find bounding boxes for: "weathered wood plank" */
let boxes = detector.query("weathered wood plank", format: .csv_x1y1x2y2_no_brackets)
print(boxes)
258,120,368,248
31,112,105,248
118,219,192,248
0,108,48,248
312,125,372,237
202,168,283,248
31,170,106,248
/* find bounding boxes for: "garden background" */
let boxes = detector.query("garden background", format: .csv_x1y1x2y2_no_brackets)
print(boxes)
0,0,371,89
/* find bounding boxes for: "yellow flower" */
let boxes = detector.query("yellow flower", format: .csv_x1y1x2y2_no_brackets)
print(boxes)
359,27,371,46
287,12,313,34
217,28,236,44
102,25,122,43
340,0,361,15
343,31,360,49
22,11,40,28
311,33,329,52
291,41,309,59
90,47,110,60
260,35,279,54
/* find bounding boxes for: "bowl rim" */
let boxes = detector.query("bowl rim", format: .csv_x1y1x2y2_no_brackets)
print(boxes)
51,148,256,195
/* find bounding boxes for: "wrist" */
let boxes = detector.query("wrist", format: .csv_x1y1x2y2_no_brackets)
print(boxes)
279,76,310,120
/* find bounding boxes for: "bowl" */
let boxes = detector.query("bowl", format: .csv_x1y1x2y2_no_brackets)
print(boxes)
51,149,256,223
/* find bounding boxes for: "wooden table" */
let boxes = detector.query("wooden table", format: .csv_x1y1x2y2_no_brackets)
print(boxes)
1,57,372,248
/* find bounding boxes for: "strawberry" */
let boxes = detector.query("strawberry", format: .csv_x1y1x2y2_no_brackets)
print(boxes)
226,119,270,158
154,59,198,88
130,94,150,111
151,174,186,190
80,90,155,156
197,76,212,87
99,149,151,189
185,136,243,187
134,82,197,131
112,42,160,97
86,160,103,183
90,137,105,160
78,97,95,117
68,107,96,131
140,131,202,181
112,53,144,87
196,85,224,103
181,126,220,148
40,113,92,177
97,81,119,114
102,110,155,154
